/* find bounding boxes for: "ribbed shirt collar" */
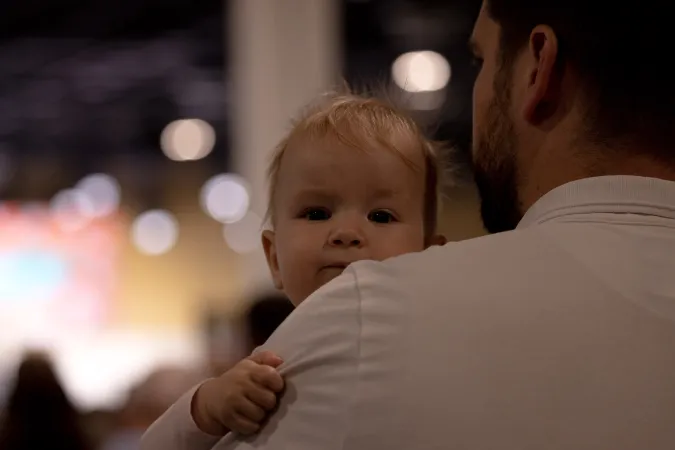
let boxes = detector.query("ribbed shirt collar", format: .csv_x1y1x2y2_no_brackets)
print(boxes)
518,176,675,228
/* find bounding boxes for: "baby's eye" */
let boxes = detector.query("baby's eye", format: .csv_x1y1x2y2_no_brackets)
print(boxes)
301,208,331,221
368,210,396,224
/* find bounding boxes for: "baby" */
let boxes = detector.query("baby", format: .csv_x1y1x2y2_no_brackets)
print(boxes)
154,90,447,440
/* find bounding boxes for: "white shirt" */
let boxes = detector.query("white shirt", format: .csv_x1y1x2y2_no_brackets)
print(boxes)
141,176,675,450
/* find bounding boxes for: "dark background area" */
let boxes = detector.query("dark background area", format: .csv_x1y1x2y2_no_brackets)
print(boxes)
0,0,481,199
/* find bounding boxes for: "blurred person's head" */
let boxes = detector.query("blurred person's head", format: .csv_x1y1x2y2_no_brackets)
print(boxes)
245,293,295,350
0,351,89,450
470,0,675,233
120,367,201,429
262,90,448,305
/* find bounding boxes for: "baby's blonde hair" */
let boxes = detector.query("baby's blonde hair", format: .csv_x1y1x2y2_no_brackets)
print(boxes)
266,89,447,238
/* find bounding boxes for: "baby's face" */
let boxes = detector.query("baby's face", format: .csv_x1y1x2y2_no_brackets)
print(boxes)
263,138,434,305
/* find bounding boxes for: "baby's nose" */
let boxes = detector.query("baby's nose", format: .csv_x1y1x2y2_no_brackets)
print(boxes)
328,228,365,248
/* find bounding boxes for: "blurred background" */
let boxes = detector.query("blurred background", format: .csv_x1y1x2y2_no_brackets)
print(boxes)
0,0,485,448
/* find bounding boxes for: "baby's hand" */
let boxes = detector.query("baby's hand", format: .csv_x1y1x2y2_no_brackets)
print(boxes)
193,351,285,436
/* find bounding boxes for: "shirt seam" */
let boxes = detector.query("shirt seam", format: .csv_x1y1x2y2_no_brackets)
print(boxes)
537,217,675,230
338,267,363,450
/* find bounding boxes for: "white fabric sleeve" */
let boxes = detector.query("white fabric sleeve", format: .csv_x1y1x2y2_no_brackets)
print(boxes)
215,268,362,450
140,382,224,450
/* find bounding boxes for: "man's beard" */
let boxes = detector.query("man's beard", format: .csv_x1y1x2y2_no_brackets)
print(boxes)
472,68,523,234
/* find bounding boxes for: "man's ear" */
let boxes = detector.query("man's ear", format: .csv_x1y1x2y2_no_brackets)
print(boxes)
262,230,283,290
521,25,561,124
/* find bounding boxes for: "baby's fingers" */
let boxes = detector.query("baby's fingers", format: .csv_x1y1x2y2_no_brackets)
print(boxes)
235,398,266,423
248,351,283,368
251,364,284,392
229,412,260,436
246,385,278,411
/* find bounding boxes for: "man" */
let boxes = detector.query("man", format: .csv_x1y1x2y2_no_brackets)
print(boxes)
142,0,675,448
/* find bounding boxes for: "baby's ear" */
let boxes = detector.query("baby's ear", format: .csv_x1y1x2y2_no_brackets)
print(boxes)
427,234,447,247
262,230,284,290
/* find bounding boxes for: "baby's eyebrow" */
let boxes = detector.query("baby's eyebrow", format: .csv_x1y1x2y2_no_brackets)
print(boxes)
290,188,334,201
288,187,402,203
371,188,398,199
294,186,332,195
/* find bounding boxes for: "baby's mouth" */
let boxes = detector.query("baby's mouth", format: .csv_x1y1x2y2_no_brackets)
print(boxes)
319,264,348,278
323,262,349,271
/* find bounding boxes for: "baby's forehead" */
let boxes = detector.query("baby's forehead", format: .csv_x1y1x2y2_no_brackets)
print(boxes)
265,95,441,226
280,133,426,174
275,138,426,201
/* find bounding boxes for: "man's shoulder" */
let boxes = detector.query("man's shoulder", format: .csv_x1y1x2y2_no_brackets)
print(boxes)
259,270,363,362
352,227,554,285
347,225,601,313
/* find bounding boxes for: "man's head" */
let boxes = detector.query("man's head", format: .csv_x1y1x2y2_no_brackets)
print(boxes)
262,92,447,305
470,0,674,233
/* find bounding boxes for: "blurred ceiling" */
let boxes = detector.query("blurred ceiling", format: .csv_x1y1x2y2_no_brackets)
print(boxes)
0,0,221,39
0,0,481,198
0,0,224,163
343,0,481,161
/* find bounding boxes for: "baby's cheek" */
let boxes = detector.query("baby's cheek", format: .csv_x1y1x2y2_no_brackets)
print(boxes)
382,229,425,258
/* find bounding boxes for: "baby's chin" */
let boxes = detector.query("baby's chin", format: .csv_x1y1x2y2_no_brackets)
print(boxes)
319,266,346,285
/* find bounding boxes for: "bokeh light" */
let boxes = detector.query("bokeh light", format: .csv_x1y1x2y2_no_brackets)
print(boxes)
200,174,250,224
160,118,216,161
131,210,179,255
223,212,262,254
75,173,121,218
391,51,451,92
50,189,95,231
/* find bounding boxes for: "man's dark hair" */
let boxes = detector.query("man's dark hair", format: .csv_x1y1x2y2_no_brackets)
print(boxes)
486,0,673,161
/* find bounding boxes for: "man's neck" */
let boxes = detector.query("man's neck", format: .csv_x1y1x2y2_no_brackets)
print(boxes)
595,154,675,181
519,148,675,214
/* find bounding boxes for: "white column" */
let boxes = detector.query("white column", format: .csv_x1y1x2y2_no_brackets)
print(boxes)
228,0,341,296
